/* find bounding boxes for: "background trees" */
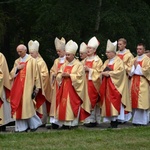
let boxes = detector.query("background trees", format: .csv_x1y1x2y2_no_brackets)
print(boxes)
0,0,150,69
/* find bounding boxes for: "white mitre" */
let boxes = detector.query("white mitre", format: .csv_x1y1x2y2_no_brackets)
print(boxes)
87,36,100,50
79,42,87,53
28,40,39,52
65,40,78,54
106,39,117,52
54,37,66,50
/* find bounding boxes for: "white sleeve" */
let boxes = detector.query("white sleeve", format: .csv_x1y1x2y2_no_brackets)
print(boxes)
129,65,135,76
134,64,143,75
88,68,93,80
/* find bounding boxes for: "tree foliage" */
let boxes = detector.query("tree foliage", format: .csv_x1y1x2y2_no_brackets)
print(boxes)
0,0,150,69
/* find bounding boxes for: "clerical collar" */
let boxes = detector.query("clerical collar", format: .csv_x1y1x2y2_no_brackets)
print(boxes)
67,58,76,66
87,55,95,61
20,54,28,62
137,54,144,61
59,56,66,63
119,49,126,54
108,57,115,65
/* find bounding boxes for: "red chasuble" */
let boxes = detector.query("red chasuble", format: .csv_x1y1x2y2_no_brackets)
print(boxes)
57,63,63,71
56,65,88,121
100,65,121,117
131,61,142,108
35,89,46,118
10,62,27,119
0,99,3,108
85,61,99,109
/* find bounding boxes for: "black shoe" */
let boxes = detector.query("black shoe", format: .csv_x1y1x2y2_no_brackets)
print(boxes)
46,124,52,129
46,126,51,129
0,125,6,132
110,121,118,128
6,121,15,126
30,128,38,132
132,123,137,126
58,125,71,130
132,123,142,127
118,121,126,125
70,126,78,129
52,123,59,129
40,124,46,127
84,122,97,127
21,129,28,133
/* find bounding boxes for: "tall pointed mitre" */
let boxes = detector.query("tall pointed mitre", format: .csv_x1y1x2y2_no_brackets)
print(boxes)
79,42,87,53
106,39,117,52
54,37,66,50
65,40,78,54
28,40,40,52
87,36,100,50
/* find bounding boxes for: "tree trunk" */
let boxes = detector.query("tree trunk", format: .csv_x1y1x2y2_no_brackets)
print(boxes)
95,0,102,33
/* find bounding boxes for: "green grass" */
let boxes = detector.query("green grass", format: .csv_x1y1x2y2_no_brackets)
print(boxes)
0,127,150,150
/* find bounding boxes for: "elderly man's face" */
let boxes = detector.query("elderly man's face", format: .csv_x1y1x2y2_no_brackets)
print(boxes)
80,52,87,60
87,47,96,56
106,51,115,59
66,53,74,62
16,45,27,58
30,51,38,58
56,49,66,58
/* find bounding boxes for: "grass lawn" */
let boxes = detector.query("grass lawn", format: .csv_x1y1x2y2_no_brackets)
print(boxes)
0,126,150,150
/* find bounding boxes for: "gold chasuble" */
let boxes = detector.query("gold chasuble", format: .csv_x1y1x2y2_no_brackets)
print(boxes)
10,55,41,119
35,57,51,118
49,58,67,117
56,59,91,122
100,56,131,117
0,53,12,125
117,49,134,70
82,55,103,109
129,55,150,109
117,49,133,114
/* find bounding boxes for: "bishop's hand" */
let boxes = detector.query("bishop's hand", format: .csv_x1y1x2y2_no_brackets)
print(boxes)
101,71,110,77
62,72,70,78
84,66,89,72
134,60,138,68
31,87,39,99
17,64,25,70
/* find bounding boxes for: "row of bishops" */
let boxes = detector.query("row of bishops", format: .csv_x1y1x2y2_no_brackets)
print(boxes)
0,36,150,132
